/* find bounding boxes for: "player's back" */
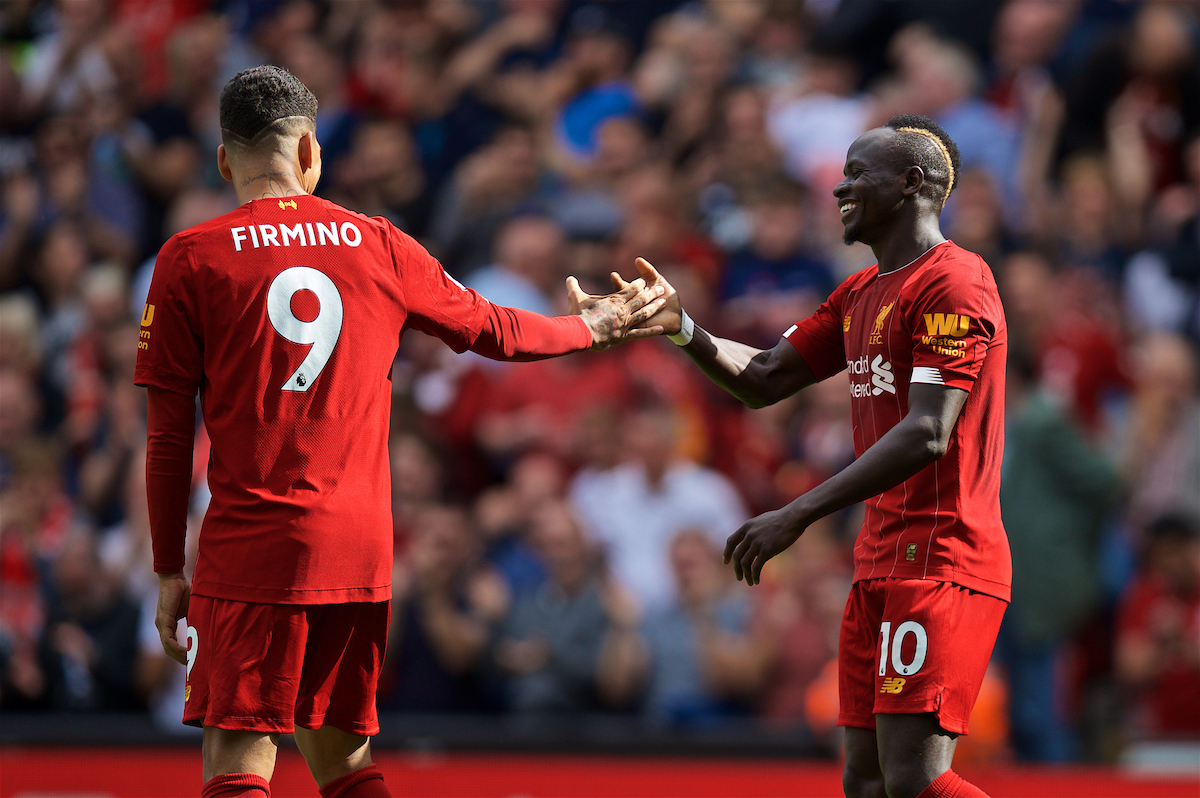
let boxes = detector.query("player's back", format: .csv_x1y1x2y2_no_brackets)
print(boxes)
138,194,413,604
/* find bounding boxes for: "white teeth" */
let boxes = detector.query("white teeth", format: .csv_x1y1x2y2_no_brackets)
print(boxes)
840,202,858,216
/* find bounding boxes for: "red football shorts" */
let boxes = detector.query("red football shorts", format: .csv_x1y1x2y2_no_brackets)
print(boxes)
182,596,389,735
837,577,1005,735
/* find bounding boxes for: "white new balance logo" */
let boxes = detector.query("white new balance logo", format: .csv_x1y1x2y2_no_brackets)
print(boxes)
871,355,895,395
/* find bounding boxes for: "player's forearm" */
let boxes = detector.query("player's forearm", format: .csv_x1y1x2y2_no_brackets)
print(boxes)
469,305,593,361
679,327,786,408
145,386,196,574
787,413,948,528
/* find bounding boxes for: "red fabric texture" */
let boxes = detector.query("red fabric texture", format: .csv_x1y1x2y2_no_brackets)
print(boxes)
917,769,989,798
837,578,1006,735
200,773,270,798
135,194,589,604
785,241,1011,601
145,385,196,574
183,597,387,735
319,764,391,798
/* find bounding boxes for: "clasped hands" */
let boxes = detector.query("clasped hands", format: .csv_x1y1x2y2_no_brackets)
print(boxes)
567,258,683,349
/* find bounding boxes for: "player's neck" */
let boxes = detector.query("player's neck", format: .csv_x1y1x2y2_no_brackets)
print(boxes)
872,217,946,275
231,159,310,205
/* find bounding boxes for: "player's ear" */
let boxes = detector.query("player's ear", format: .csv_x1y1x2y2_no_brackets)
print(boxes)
298,130,316,172
217,144,233,182
902,165,924,199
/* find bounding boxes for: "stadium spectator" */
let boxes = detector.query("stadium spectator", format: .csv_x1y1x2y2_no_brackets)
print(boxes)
570,402,747,613
429,124,557,277
323,119,429,235
466,214,568,317
1115,513,1200,737
382,504,508,715
602,529,765,726
999,346,1122,761
494,499,615,714
40,526,143,712
719,175,835,348
1000,249,1129,433
1119,333,1200,531
767,44,869,189
1060,2,1200,193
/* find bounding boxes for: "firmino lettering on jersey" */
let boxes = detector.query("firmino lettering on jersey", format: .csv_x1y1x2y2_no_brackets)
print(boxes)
230,221,363,252
848,354,896,397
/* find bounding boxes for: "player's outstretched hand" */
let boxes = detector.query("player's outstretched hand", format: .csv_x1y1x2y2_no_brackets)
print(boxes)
156,571,191,665
723,506,806,586
566,274,666,350
610,258,682,336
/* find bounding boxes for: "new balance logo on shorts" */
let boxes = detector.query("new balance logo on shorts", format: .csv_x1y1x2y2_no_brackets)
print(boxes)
880,677,906,694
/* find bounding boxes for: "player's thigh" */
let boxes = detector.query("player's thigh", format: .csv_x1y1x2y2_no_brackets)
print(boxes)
875,713,957,798
293,725,372,787
874,579,1005,736
202,727,279,781
843,727,886,798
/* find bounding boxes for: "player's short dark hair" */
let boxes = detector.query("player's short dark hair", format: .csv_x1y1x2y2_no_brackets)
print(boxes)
219,66,317,150
886,113,961,208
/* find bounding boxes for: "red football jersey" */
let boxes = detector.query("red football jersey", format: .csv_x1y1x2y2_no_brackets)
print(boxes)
785,241,1011,601
135,194,590,604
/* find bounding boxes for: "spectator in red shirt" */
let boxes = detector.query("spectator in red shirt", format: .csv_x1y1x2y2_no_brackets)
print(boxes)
1116,513,1200,737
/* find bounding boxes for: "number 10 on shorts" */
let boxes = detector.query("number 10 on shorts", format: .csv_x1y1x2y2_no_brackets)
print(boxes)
879,621,928,676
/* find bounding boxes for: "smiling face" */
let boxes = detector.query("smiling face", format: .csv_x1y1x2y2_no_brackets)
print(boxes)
833,128,910,246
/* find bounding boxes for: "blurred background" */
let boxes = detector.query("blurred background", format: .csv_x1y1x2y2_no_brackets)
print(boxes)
0,0,1198,794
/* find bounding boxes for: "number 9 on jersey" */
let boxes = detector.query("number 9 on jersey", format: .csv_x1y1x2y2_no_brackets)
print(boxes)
267,266,344,392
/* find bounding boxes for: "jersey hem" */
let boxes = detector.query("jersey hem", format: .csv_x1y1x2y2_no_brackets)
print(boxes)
851,569,1010,603
191,581,392,605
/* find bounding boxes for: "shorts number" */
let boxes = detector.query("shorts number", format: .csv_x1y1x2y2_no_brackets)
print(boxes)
878,620,928,677
266,266,343,392
185,624,199,679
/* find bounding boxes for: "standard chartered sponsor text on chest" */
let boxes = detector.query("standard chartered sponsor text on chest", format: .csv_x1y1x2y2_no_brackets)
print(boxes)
230,221,363,251
847,354,896,397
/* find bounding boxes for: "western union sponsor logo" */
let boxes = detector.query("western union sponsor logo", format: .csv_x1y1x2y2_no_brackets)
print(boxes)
923,313,970,337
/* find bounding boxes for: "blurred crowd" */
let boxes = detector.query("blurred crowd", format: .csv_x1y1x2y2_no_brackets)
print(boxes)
1,0,1198,765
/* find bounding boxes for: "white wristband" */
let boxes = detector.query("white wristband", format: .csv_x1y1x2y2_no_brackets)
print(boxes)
668,310,695,346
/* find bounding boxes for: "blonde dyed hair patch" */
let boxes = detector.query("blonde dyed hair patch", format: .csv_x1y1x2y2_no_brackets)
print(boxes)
895,126,955,206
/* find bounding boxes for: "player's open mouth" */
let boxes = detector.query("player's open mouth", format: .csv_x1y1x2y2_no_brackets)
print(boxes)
839,201,859,217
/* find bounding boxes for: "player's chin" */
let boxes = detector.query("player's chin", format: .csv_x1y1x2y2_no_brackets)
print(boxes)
842,223,861,246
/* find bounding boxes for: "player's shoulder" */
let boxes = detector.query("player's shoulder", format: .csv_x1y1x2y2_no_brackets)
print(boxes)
309,195,391,228
312,196,418,250
916,241,998,292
